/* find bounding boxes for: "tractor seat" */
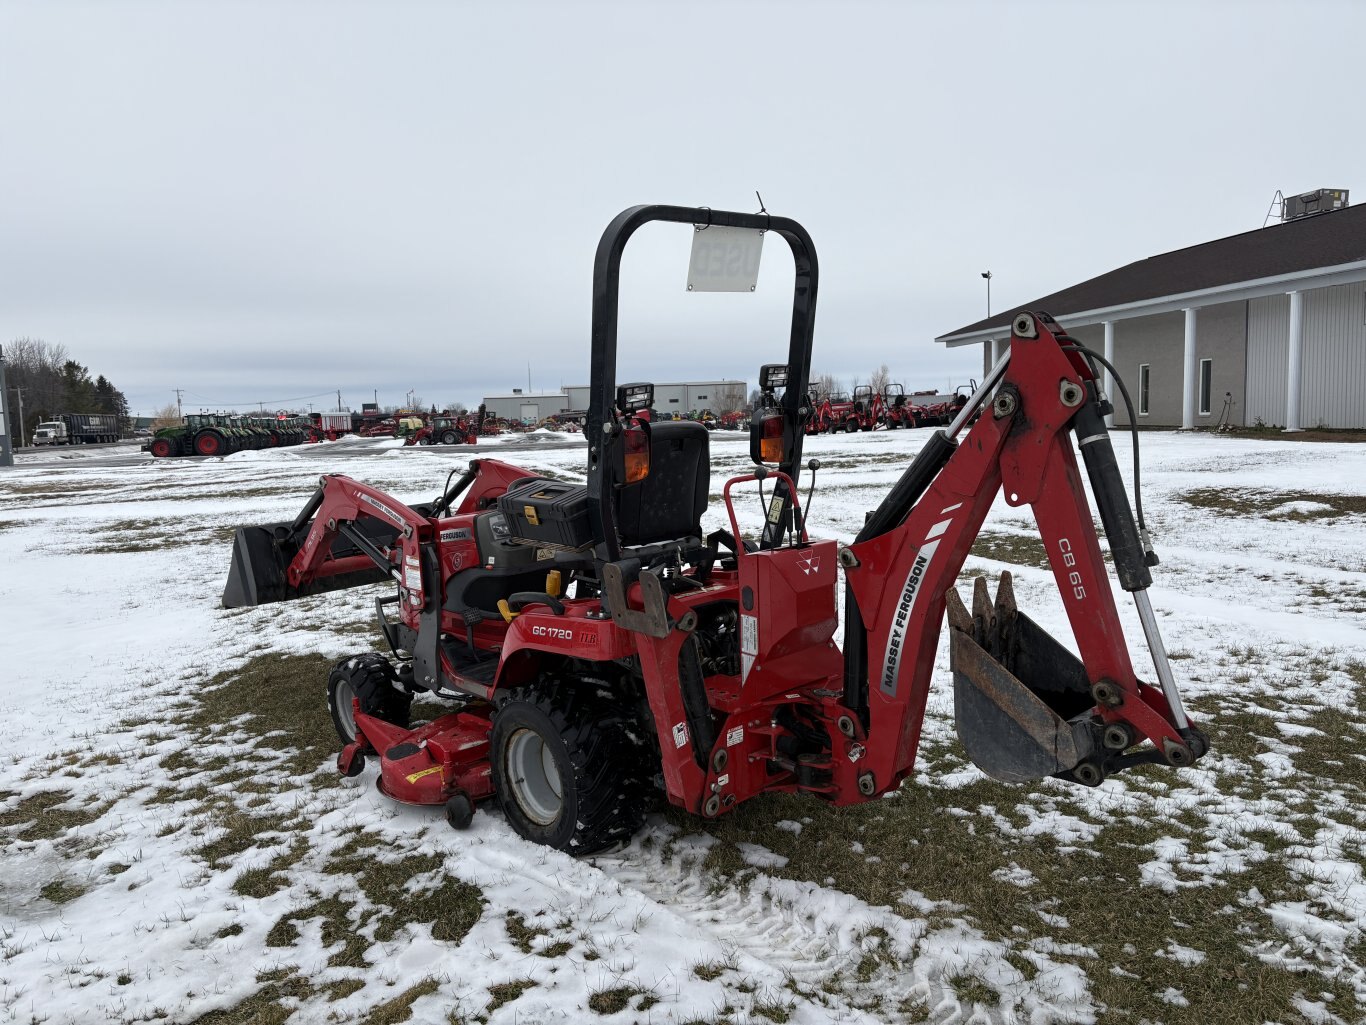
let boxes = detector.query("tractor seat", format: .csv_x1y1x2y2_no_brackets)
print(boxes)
443,509,560,621
615,419,709,547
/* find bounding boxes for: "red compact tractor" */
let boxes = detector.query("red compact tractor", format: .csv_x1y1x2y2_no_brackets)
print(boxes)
881,384,915,429
849,385,884,431
407,412,481,447
223,205,1206,854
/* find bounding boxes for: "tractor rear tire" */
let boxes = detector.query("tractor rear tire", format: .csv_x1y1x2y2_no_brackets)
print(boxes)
491,684,650,854
327,653,413,745
194,431,223,457
440,430,459,445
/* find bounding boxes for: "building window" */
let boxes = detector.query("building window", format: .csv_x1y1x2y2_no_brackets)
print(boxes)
669,398,679,404
1198,359,1212,416
1138,364,1150,416
696,394,707,400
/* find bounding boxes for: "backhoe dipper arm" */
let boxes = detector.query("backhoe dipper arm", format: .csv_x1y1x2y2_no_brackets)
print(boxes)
842,312,1204,795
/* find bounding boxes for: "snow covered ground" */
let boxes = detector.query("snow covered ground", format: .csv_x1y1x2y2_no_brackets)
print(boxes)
2,429,1364,1024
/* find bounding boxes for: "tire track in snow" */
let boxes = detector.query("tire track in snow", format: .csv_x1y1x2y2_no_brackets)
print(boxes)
594,827,991,1024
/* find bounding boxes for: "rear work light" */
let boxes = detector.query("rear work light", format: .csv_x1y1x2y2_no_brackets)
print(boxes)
623,426,650,483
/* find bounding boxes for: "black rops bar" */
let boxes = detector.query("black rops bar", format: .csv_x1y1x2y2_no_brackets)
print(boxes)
586,206,820,561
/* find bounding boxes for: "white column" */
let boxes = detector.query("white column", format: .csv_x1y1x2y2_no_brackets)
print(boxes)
993,336,1008,366
1102,320,1116,428
1284,290,1303,432
1181,308,1198,429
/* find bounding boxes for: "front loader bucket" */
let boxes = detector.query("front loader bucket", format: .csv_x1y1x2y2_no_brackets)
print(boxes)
947,573,1098,783
222,524,292,608
222,518,400,609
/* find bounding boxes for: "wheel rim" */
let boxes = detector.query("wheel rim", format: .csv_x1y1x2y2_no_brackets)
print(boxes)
505,727,562,826
334,677,357,741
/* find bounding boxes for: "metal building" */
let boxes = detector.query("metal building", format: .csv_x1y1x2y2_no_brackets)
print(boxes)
563,380,747,415
935,191,1366,430
480,390,570,422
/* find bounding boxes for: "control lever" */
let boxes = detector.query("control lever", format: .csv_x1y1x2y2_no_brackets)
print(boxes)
797,458,820,544
753,465,769,531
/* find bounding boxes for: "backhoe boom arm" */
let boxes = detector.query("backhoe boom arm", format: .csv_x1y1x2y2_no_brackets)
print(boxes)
843,313,1203,794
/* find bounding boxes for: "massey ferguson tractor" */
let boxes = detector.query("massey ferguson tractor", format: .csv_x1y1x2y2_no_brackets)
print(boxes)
223,205,1206,854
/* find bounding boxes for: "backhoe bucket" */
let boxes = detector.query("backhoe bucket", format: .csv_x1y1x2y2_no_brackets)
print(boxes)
222,518,398,609
947,573,1097,783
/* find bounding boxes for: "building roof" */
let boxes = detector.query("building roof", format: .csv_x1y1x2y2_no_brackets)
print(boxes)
938,204,1366,345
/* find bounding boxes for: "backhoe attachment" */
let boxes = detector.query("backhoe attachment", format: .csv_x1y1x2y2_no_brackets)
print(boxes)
947,573,1099,784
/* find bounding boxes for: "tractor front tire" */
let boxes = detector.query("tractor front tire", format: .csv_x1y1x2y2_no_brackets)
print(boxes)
150,438,173,458
491,685,650,854
326,653,413,745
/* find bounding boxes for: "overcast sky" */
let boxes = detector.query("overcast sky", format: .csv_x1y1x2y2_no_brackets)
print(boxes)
4,0,1363,416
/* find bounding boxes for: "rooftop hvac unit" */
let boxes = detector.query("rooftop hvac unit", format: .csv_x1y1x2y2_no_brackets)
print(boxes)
1283,188,1349,221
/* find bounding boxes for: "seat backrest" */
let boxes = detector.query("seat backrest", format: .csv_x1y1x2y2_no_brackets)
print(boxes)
615,420,710,546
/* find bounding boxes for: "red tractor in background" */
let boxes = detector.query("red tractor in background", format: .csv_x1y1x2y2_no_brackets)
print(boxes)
848,385,884,431
224,204,1206,855
817,392,856,432
407,410,483,446
881,383,916,428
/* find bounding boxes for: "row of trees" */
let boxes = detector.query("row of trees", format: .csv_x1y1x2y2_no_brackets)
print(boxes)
4,338,131,441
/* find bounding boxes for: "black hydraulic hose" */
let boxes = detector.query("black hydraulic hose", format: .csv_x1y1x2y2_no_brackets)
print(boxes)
431,460,481,518
1060,343,1147,535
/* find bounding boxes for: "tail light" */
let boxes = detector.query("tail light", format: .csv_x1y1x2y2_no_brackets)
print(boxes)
623,426,650,483
750,410,784,464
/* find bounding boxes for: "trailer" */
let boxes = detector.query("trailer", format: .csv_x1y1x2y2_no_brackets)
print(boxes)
31,413,121,445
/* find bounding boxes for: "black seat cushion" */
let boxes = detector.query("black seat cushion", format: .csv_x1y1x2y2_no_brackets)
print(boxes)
615,420,709,546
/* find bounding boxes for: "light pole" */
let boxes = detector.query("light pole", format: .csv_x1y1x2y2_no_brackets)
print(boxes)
0,346,12,467
981,271,992,317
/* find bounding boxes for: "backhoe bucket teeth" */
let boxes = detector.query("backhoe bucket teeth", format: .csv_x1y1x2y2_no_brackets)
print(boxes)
947,572,1097,783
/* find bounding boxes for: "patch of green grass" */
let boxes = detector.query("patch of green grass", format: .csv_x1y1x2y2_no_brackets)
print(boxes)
1182,487,1366,520
232,838,309,898
752,999,792,1023
588,986,646,1014
186,967,312,1025
970,530,1051,570
323,837,485,947
693,957,735,982
325,978,365,1002
947,972,998,1008
0,789,104,842
504,910,571,956
360,977,439,1025
40,879,87,904
486,979,537,1012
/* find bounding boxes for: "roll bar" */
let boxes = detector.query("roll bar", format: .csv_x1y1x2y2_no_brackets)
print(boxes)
586,205,820,560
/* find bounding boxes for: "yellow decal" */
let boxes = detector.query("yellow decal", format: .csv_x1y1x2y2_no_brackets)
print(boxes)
524,505,540,526
405,765,444,784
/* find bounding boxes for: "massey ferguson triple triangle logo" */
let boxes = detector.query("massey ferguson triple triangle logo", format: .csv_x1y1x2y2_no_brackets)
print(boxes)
797,554,821,575
879,503,963,697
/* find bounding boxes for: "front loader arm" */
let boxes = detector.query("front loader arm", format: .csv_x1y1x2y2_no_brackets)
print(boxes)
842,312,1204,795
284,476,426,591
222,475,426,608
222,458,538,609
